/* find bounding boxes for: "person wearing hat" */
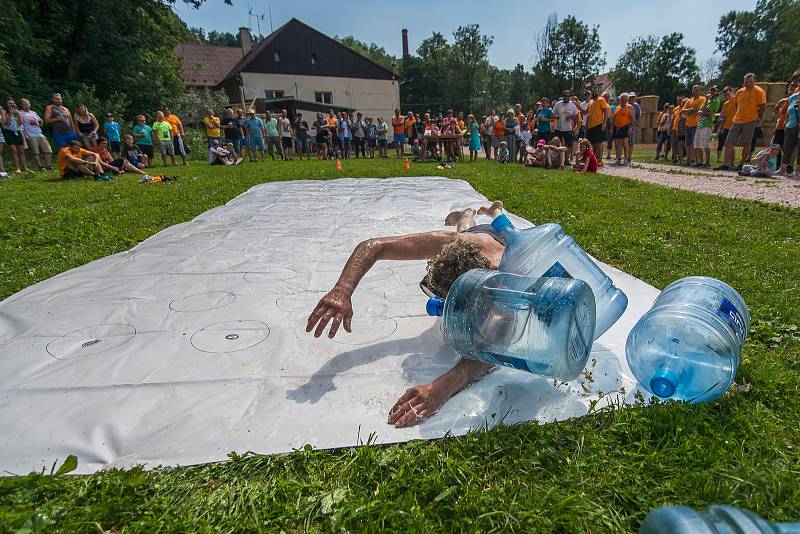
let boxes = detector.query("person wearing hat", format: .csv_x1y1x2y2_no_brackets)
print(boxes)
553,90,580,163
103,112,122,157
244,109,266,162
739,143,781,177
131,114,154,163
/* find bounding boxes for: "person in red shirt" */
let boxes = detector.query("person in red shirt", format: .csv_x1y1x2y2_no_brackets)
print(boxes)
573,139,599,173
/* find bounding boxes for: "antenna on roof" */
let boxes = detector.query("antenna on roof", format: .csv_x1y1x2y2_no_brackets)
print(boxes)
267,1,274,33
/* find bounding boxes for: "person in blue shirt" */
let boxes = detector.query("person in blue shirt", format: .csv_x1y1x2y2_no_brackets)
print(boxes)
536,99,554,144
244,109,266,162
739,144,780,177
103,113,122,157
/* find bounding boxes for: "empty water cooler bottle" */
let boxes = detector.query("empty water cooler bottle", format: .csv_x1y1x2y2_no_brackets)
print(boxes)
626,276,750,403
640,504,800,534
426,269,595,381
490,213,628,338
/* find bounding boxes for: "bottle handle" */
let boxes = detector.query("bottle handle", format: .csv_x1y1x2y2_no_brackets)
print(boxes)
485,287,534,310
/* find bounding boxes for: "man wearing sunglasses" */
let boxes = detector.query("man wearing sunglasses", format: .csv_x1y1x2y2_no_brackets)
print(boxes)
307,201,506,428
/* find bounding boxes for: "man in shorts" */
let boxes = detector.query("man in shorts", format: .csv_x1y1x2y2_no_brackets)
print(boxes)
294,112,311,160
245,109,266,162
280,109,294,160
585,88,611,167
681,85,706,166
716,87,735,164
392,109,405,158
132,115,155,164
553,89,579,162
203,108,222,147
44,93,78,149
264,111,283,160
306,201,508,428
56,140,104,179
694,86,721,168
19,98,53,171
313,112,329,160
627,92,641,151
152,111,176,166
720,73,767,171
163,107,188,165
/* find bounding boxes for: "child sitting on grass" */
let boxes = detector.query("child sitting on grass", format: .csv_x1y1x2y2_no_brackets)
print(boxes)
573,139,599,174
525,139,548,167
498,141,510,163
738,144,780,178
542,136,568,170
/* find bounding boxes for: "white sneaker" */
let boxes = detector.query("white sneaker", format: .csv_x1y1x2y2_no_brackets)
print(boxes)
773,169,787,177
0,171,7,177
788,172,799,179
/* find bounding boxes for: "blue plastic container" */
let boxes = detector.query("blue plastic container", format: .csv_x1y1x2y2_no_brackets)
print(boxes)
626,276,750,402
640,504,800,534
490,214,628,338
426,269,595,381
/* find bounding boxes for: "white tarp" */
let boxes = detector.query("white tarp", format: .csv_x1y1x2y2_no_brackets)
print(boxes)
0,177,658,475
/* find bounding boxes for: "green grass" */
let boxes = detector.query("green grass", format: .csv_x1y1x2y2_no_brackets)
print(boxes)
1,158,799,533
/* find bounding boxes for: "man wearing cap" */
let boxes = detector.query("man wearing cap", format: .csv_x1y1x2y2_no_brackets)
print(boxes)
163,107,188,165
244,109,266,162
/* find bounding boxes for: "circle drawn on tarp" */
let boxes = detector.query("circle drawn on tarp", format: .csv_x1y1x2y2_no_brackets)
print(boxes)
169,291,237,312
332,316,398,346
190,320,271,354
276,290,326,313
243,266,297,283
46,324,137,360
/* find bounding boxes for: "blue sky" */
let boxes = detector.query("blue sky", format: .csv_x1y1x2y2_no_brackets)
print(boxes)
174,0,757,70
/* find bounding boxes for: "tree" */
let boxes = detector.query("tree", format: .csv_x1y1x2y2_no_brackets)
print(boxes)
612,33,700,104
335,35,399,74
532,14,605,98
509,64,534,109
447,25,493,113
715,0,800,86
400,32,451,112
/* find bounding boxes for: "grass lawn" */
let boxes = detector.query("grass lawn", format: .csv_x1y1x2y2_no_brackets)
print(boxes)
1,157,799,532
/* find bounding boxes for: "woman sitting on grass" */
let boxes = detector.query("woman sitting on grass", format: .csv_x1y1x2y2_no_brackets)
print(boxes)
573,139,599,174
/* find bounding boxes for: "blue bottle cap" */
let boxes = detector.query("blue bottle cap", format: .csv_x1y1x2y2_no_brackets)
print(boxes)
650,369,678,398
490,213,513,233
426,297,445,317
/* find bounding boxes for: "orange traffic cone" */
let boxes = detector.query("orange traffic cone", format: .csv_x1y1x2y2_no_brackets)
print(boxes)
404,158,410,170
336,159,343,171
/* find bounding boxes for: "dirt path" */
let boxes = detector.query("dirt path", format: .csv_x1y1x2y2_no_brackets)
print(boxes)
600,161,800,208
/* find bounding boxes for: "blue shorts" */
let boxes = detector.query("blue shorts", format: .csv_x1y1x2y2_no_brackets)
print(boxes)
394,133,406,143
685,126,697,147
249,137,266,150
53,131,78,148
296,137,310,150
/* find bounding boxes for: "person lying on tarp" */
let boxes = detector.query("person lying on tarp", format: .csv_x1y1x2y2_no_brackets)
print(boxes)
307,201,506,428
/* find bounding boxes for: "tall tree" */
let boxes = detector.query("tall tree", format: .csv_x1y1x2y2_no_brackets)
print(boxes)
447,25,493,112
532,14,605,98
612,33,700,104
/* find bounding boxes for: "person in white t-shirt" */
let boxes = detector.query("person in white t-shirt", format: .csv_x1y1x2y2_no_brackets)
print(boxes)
579,90,591,139
19,99,53,170
552,90,579,162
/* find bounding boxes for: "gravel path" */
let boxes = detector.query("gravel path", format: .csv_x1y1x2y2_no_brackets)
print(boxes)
600,161,800,208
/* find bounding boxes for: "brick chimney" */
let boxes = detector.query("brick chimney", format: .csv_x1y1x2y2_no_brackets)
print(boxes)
402,28,409,58
239,27,252,55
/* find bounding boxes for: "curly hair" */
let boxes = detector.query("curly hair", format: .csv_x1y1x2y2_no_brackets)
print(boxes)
424,239,490,297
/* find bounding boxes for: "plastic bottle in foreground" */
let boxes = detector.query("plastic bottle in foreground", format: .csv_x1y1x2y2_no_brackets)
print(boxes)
426,269,595,381
639,504,800,534
626,276,750,403
490,213,627,338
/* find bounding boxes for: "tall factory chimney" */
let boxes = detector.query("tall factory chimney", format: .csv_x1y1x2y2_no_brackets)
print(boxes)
402,28,409,58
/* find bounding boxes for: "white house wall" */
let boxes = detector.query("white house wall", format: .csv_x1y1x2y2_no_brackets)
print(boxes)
240,73,400,119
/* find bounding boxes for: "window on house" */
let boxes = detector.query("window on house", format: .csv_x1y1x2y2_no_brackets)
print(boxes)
264,90,284,100
274,51,281,62
315,91,332,105
311,53,317,64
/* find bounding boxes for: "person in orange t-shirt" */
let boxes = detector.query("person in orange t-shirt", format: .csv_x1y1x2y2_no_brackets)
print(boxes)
612,93,634,164
391,108,405,158
722,73,767,169
716,87,736,162
57,139,103,178
681,85,706,165
585,89,611,165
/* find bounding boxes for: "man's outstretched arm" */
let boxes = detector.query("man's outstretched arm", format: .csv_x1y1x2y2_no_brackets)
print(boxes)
306,231,455,338
388,359,495,428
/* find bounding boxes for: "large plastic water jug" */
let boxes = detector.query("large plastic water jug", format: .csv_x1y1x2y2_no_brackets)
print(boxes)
626,276,750,402
640,504,800,534
426,269,595,381
490,214,627,338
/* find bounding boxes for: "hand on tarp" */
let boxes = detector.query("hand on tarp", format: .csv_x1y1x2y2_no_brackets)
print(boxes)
388,384,442,428
306,289,353,338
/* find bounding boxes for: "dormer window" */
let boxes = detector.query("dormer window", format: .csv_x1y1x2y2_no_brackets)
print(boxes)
274,51,281,62
311,53,317,64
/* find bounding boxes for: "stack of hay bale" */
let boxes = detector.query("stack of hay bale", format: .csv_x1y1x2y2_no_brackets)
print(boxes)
756,82,787,147
635,95,660,144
